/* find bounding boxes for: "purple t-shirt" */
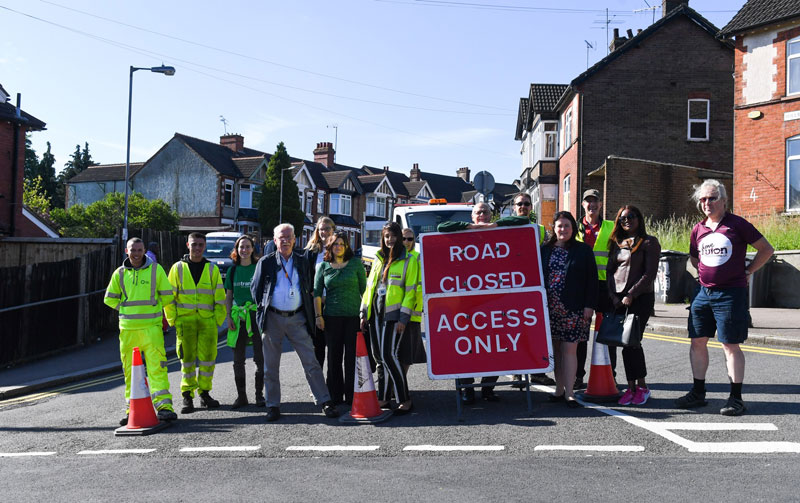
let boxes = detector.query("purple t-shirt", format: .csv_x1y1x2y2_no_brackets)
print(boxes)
689,212,762,288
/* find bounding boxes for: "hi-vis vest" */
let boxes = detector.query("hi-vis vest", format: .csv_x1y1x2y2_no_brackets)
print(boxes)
407,250,423,323
104,257,174,329
360,249,419,323
165,260,226,326
576,219,614,281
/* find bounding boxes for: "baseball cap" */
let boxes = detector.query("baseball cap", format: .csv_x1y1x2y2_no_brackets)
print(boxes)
582,189,601,201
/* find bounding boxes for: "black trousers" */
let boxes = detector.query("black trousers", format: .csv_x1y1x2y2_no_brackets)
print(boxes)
577,280,617,378
460,376,499,392
370,316,409,404
311,326,326,369
615,291,654,383
324,315,359,405
232,312,264,391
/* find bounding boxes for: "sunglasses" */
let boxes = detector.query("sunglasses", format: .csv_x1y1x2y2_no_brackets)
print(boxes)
619,215,637,222
699,196,718,203
403,237,415,242
515,202,531,207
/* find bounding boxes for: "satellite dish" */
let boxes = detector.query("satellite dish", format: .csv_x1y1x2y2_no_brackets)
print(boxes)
473,171,495,197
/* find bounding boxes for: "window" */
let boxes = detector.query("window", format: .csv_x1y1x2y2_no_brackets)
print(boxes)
787,136,800,211
239,184,252,209
544,122,558,158
252,185,261,208
366,195,387,217
688,99,710,141
562,175,571,212
329,194,352,216
788,37,800,95
306,192,313,215
224,180,234,207
563,109,573,151
317,191,325,213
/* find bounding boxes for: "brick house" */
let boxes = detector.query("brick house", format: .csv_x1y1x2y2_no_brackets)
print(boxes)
0,85,51,237
719,0,800,216
517,0,734,221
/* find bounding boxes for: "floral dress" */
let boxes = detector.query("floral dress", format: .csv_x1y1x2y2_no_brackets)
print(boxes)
546,246,590,343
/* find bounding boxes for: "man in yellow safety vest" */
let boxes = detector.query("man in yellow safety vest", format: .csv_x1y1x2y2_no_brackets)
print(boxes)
104,237,177,426
165,232,227,413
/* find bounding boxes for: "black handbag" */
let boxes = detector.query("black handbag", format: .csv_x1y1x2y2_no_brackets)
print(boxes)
596,309,642,348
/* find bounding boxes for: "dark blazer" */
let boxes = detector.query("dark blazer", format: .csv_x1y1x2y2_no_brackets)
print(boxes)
250,250,315,334
606,235,661,308
541,241,599,312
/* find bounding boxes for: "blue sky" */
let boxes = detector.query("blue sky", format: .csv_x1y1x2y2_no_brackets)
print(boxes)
2,0,744,186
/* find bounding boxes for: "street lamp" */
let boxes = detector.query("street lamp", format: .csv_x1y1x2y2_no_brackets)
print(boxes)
278,166,294,223
122,65,175,244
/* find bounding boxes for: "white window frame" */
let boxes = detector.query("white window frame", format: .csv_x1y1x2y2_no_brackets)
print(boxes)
329,193,352,216
366,195,387,218
562,174,571,212
239,183,253,209
563,109,573,152
687,99,710,141
787,135,800,211
305,191,313,215
317,191,325,213
224,180,234,207
788,37,800,96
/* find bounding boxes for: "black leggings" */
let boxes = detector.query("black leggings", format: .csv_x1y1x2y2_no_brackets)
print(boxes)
615,291,654,383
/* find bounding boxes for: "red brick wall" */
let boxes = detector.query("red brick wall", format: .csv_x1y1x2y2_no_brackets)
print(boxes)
559,141,580,217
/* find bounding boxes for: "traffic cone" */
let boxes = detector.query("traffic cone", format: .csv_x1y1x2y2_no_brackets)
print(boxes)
339,331,392,424
578,313,622,403
115,347,171,436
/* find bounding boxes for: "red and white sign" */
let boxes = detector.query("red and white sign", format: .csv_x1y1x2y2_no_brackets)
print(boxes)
420,225,552,379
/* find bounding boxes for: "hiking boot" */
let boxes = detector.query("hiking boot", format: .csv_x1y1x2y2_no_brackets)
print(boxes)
675,390,708,409
720,397,747,416
157,409,178,421
231,393,249,409
181,391,194,414
632,387,651,406
618,388,635,405
255,393,266,407
199,391,220,408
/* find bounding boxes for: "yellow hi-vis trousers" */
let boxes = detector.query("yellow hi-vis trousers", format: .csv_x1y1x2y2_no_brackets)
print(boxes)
176,316,218,395
120,325,173,412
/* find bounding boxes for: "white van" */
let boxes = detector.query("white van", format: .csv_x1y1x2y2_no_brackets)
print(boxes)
203,231,243,280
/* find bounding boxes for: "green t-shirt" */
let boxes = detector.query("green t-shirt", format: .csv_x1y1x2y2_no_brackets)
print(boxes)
313,259,367,317
223,263,256,306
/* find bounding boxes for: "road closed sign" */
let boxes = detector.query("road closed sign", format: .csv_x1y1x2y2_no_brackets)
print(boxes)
420,225,552,379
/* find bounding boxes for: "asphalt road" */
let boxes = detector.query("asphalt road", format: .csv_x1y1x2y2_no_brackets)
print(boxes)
2,331,799,501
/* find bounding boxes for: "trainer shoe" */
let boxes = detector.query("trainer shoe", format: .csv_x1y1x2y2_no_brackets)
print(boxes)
632,387,651,405
119,415,129,426
618,388,635,405
181,391,194,414
720,397,747,416
199,391,220,408
157,409,178,421
322,401,340,418
574,377,587,390
675,390,708,409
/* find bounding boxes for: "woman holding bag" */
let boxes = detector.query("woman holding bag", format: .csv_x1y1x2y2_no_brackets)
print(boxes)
606,205,661,406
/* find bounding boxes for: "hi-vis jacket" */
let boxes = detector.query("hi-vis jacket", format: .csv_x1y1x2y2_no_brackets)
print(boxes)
577,219,614,282
360,248,419,325
407,249,423,323
165,256,226,326
104,256,174,329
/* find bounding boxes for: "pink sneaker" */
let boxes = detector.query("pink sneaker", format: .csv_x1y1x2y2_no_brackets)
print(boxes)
632,387,651,405
618,388,635,405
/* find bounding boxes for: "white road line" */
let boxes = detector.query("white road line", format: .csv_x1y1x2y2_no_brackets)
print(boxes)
655,422,778,431
534,445,645,452
689,442,800,454
77,449,156,455
180,446,261,452
0,451,57,457
403,445,505,451
286,446,380,451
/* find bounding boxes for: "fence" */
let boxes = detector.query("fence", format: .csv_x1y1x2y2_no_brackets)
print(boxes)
0,237,115,267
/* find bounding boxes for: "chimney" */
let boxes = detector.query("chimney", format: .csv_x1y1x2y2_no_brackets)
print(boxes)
383,166,390,173
457,166,470,183
220,134,244,153
313,142,335,167
662,0,687,18
609,28,628,52
626,29,634,38
410,163,421,182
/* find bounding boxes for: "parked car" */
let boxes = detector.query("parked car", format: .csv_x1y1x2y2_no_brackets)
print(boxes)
203,231,242,280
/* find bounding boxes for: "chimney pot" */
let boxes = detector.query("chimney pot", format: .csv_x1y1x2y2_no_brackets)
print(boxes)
613,28,619,38
627,29,634,38
220,134,244,153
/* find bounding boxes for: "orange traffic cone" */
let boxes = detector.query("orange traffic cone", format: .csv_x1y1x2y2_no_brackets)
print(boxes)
339,331,392,424
579,313,621,403
115,347,171,436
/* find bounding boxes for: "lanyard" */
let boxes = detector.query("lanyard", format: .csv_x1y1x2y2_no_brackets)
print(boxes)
279,256,293,288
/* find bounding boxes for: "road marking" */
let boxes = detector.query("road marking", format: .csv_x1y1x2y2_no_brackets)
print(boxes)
403,445,505,451
643,332,800,357
286,446,380,451
534,445,644,452
0,451,57,457
655,422,778,431
181,446,261,452
689,442,800,453
78,449,156,455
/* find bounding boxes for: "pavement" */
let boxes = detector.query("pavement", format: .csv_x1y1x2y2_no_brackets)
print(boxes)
1,304,798,401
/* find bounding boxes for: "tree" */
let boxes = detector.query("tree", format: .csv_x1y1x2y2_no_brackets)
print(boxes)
23,176,52,216
54,142,97,209
51,192,179,238
24,134,39,181
258,142,304,238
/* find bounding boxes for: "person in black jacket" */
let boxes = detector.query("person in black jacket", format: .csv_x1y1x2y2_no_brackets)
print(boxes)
541,211,599,408
250,223,339,422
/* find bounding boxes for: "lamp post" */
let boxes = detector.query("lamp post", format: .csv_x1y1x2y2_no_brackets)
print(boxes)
278,166,294,223
122,64,175,244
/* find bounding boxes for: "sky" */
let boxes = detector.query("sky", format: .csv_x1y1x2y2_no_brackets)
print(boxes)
2,0,745,186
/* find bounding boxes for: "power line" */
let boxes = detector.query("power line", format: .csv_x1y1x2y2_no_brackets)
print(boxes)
37,0,511,112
